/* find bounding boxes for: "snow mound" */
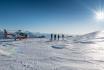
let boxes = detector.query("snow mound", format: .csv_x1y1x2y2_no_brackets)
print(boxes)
82,31,104,39
74,31,104,43
95,31,104,38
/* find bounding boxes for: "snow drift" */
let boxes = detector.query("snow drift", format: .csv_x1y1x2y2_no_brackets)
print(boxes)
73,31,104,43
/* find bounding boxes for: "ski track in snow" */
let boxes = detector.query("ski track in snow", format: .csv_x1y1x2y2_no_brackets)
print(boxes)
0,38,104,70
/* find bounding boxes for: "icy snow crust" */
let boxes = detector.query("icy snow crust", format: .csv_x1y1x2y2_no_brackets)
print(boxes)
0,33,104,70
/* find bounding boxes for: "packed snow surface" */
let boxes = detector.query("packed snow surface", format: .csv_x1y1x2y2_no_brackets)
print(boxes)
0,31,104,70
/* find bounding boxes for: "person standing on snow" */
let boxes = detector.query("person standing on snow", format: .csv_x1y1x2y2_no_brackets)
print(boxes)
54,34,56,40
58,34,60,40
62,34,64,40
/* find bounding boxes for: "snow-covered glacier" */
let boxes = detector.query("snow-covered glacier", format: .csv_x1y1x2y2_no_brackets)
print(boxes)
0,31,104,70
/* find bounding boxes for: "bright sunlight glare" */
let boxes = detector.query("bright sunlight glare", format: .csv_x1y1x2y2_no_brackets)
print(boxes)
95,11,104,20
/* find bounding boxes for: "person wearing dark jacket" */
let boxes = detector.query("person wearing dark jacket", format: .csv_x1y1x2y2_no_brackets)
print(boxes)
58,34,60,40
62,34,64,40
54,34,56,40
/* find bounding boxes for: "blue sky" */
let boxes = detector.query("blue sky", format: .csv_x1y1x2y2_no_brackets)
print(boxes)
0,0,104,34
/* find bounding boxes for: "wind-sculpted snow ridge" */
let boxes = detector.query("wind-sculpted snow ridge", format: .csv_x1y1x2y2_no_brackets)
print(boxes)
73,31,104,43
0,38,104,70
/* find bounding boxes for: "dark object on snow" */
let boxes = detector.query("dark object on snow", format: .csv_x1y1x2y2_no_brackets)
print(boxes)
50,34,53,41
51,45,65,49
35,35,45,38
58,34,60,40
62,34,64,40
54,34,56,40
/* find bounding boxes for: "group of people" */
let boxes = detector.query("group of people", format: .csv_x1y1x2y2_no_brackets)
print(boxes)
50,34,65,41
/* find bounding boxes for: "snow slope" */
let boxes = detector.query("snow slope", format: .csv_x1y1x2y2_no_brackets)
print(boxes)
0,31,104,70
73,31,104,43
